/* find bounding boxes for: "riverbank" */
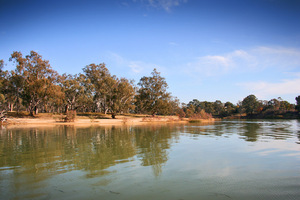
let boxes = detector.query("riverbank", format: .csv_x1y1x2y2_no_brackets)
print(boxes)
222,110,299,120
2,114,216,127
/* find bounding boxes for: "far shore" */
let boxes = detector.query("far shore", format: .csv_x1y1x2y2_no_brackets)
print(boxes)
2,114,216,127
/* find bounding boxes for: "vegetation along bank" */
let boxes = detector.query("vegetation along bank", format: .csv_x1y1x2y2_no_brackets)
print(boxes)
0,51,299,123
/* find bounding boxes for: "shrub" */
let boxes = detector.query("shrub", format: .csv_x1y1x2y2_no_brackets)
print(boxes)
190,109,212,119
64,110,76,122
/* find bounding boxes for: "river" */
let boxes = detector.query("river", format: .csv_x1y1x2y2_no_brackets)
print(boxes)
0,120,299,200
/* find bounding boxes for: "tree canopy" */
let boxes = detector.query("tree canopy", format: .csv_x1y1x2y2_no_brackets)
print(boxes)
135,69,172,116
242,95,259,115
9,51,62,115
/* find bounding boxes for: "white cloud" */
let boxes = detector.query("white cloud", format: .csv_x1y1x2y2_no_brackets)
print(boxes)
250,46,300,70
107,52,125,65
187,55,232,76
106,52,164,75
185,46,300,77
128,61,153,73
186,49,251,76
238,77,300,100
134,0,188,12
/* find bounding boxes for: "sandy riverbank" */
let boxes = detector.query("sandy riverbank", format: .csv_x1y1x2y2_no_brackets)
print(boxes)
3,115,216,127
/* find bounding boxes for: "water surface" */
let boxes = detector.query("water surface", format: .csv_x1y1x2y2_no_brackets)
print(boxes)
0,120,300,200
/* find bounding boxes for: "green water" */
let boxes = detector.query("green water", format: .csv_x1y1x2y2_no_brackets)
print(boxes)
0,120,300,200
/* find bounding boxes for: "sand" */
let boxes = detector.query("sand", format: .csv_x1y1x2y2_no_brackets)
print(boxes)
3,115,192,127
1,114,216,128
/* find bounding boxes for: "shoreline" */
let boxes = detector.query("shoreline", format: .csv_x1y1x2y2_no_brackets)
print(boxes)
1,116,216,127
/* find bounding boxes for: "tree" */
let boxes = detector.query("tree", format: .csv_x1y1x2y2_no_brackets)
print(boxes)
60,73,92,112
185,104,195,118
109,77,135,118
135,68,171,116
82,63,113,113
242,94,259,115
296,95,300,111
10,51,62,116
223,101,237,116
0,60,6,111
5,70,25,112
166,97,181,115
279,100,291,111
213,100,223,115
268,98,280,110
82,63,136,118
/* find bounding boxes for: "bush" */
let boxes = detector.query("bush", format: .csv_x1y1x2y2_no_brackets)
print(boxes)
64,110,76,122
190,109,212,119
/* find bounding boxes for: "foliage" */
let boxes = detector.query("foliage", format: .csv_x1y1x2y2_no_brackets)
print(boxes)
135,69,172,116
177,109,186,119
9,51,62,116
83,63,113,113
0,51,298,119
242,95,259,115
0,60,5,110
296,95,300,111
60,73,92,112
83,63,136,118
190,109,212,119
64,110,76,122
109,77,135,118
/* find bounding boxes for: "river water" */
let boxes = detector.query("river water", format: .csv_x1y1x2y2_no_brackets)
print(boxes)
0,120,299,200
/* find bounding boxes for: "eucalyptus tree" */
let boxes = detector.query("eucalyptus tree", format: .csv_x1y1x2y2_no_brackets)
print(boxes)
223,101,237,116
279,100,292,111
60,73,93,112
82,63,114,113
135,68,171,116
268,98,281,110
242,94,259,115
0,60,5,110
200,101,215,115
296,95,300,111
109,77,135,118
1,56,26,112
9,51,62,115
213,100,224,115
5,70,25,112
166,97,181,115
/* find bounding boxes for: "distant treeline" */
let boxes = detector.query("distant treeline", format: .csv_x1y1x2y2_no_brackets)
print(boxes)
183,95,300,119
0,51,299,119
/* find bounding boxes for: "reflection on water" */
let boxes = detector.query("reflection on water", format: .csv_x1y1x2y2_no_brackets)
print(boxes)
0,120,299,200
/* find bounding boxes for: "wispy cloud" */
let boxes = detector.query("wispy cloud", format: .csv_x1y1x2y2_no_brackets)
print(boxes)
106,52,164,76
134,0,188,12
169,41,178,46
238,77,300,100
185,46,300,77
186,50,252,76
183,46,300,101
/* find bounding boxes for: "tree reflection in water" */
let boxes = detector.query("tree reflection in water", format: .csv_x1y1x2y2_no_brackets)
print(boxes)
1,121,299,200
0,125,180,197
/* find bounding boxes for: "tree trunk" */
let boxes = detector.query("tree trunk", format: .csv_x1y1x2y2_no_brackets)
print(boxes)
44,104,48,113
65,105,69,113
30,109,34,116
34,106,38,115
10,103,14,112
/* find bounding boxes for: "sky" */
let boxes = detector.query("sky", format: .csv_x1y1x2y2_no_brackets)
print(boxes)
1,0,300,104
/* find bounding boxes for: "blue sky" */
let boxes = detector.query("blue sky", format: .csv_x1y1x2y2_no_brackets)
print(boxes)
1,0,300,104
